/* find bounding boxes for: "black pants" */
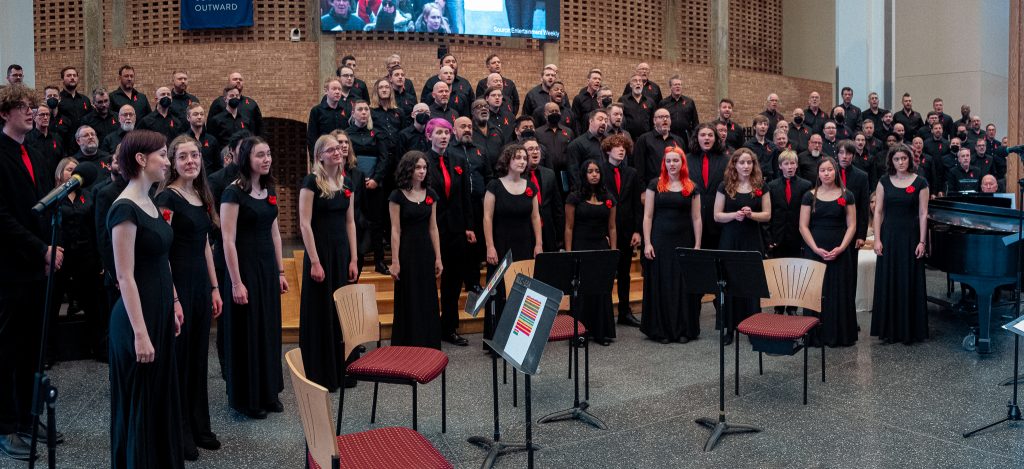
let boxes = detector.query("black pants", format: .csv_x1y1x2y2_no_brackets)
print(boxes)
439,236,466,337
613,236,633,315
0,280,46,434
462,201,485,291
56,250,108,357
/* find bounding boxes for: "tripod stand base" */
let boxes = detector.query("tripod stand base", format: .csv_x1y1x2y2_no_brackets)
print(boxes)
537,401,607,430
1000,375,1024,386
695,416,760,452
962,403,1023,438
467,436,540,469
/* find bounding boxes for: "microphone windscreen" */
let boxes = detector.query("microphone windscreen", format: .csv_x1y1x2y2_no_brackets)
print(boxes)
72,161,101,188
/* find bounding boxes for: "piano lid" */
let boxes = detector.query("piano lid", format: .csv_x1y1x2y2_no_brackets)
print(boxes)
929,196,1021,234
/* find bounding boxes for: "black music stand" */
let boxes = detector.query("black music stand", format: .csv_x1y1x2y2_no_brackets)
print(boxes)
678,248,768,452
964,315,1024,437
533,250,619,430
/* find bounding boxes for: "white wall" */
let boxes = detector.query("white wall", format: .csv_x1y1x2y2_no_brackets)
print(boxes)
835,0,886,108
0,1,36,87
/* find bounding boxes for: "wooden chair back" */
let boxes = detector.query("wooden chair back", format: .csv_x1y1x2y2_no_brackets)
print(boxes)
333,284,380,360
759,258,827,313
503,260,535,290
285,348,338,469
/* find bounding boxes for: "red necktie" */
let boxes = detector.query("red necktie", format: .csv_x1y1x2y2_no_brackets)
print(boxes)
20,145,35,184
840,168,847,186
439,154,451,197
702,153,709,187
785,178,792,203
613,167,621,194
530,170,542,205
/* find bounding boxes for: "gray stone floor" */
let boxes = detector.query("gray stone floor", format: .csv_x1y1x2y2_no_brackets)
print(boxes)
7,269,1024,469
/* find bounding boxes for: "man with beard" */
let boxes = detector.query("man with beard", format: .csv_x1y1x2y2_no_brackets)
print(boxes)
513,115,536,143
660,75,698,141
830,106,853,140
759,93,781,135
428,81,459,124
321,0,366,31
101,104,135,154
168,70,200,122
82,87,118,143
451,116,489,293
208,86,254,143
420,55,474,116
788,107,811,153
803,91,827,134
468,99,502,163
922,121,948,161
399,103,431,155
838,87,861,128
475,54,520,116
522,64,558,118
964,115,985,147
861,91,887,131
5,65,23,85
108,65,151,121
57,67,92,153
620,62,662,104
601,133,643,327
876,111,895,142
565,109,609,193
523,138,564,251
572,69,603,132
893,93,923,137
892,122,906,144
605,103,631,141
916,111,941,140
388,65,417,117
860,119,884,156
634,108,687,184
70,126,113,174
716,98,744,150
620,74,655,141
797,133,825,181
531,81,575,130
307,77,351,154
139,86,183,142
536,102,575,188
209,72,263,136
184,103,221,172
933,98,954,138
26,104,64,173
337,55,369,101
956,104,971,129
482,87,514,143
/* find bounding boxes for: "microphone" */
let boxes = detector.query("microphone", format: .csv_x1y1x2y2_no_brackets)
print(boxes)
32,162,100,214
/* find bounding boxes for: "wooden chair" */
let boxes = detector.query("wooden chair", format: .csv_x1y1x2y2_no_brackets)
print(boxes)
285,349,452,469
333,284,448,433
735,258,827,405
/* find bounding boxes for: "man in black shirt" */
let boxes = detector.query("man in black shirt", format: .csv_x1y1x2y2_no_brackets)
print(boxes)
788,107,811,153
605,103,631,141
821,121,839,157
70,125,112,174
139,86,183,142
536,102,576,187
337,55,369,101
184,103,221,172
388,66,417,117
169,70,200,122
964,115,985,147
759,93,781,136
893,93,923,138
209,72,263,136
922,121,948,161
513,114,536,143
766,151,811,260
82,87,119,143
956,104,972,129
108,65,151,121
531,81,575,130
470,99,504,168
716,98,744,151
838,87,861,128
804,91,827,134
620,75,655,142
601,133,642,327
659,75,698,142
101,104,135,155
524,138,564,251
916,112,941,140
522,64,558,118
861,91,887,131
5,64,23,85
475,54,520,116
399,103,431,156
620,62,662,104
308,77,350,155
419,54,474,116
830,106,853,140
634,108,687,184
482,87,514,143
744,115,774,180
209,86,259,144
452,116,489,294
836,141,870,251
428,81,459,125
932,98,954,138
26,104,64,173
797,133,826,181
572,69,603,134
565,109,609,193
57,66,92,153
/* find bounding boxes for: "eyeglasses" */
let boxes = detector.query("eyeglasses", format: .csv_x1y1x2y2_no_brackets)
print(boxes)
11,102,32,113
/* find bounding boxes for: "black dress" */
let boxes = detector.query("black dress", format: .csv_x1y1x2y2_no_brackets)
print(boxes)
298,174,354,391
641,180,701,341
107,199,184,469
871,176,929,343
566,193,616,341
389,188,442,349
221,185,283,413
155,189,217,451
484,179,538,339
717,183,766,329
800,190,858,347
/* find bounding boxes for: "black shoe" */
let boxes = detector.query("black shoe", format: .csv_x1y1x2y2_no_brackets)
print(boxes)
195,432,221,451
18,423,64,444
678,336,690,344
184,440,199,461
240,407,267,419
344,377,358,388
617,313,641,327
374,261,390,275
722,331,734,346
264,399,284,413
658,338,671,344
443,333,469,346
0,433,33,461
595,338,611,346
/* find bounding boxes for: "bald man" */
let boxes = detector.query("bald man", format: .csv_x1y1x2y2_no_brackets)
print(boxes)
620,62,663,103
475,55,520,115
419,54,475,117
138,86,183,142
208,72,263,136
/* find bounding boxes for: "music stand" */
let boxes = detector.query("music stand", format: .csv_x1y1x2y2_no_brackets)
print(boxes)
678,248,768,452
963,316,1024,438
533,250,619,430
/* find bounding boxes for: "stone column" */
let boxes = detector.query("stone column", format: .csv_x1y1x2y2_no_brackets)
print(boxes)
83,0,103,93
663,0,681,63
711,0,729,101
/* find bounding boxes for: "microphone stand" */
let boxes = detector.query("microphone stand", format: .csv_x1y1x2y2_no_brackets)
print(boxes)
28,207,62,468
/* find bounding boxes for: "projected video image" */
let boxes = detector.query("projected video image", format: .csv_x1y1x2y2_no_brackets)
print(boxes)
320,0,560,39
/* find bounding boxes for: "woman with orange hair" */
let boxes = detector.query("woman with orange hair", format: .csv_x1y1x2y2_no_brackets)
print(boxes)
641,146,703,343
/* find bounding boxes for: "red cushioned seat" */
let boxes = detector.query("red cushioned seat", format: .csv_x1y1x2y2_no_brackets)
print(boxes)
737,312,820,340
307,427,453,469
548,314,587,341
346,346,448,384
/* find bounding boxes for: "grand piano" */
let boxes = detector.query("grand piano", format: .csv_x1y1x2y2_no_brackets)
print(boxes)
927,195,1021,354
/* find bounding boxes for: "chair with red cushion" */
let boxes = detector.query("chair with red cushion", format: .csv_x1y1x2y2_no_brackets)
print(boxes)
285,348,453,469
735,258,827,405
333,284,448,433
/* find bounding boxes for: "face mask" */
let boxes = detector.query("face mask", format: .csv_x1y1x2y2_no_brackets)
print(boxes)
520,129,535,139
600,97,612,107
793,116,803,125
46,97,59,109
415,113,429,125
834,114,844,124
950,145,960,154
159,96,172,108
227,97,240,109
547,113,561,126
957,132,967,141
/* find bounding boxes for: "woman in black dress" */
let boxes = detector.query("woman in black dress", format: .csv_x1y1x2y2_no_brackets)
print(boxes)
107,129,184,469
642,146,703,344
349,99,391,274
482,144,543,338
565,159,617,345
155,135,224,459
330,129,368,274
220,136,289,419
298,134,359,391
798,157,858,347
871,144,930,344
713,148,772,344
389,151,444,349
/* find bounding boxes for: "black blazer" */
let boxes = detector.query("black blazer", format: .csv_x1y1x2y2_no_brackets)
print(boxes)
0,132,54,282
426,149,474,238
529,166,565,251
685,150,729,241
601,160,642,239
766,176,812,249
840,165,870,240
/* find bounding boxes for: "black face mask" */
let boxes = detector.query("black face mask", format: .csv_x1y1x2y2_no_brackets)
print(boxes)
834,114,844,124
950,145,960,154
227,97,240,109
415,113,429,125
520,129,536,139
159,96,172,108
547,113,561,126
793,115,803,125
600,97,612,107
957,132,967,141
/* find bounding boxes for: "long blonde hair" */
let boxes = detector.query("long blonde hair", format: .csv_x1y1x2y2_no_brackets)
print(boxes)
328,129,357,171
723,147,764,198
311,134,346,199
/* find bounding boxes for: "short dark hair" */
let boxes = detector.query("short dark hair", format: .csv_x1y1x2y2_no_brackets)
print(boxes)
587,109,608,122
720,98,734,107
222,85,238,96
439,53,456,66
494,144,526,177
841,86,853,94
59,66,77,79
6,64,22,75
514,115,534,130
484,54,499,65
902,92,911,99
341,55,356,65
117,130,166,181
118,65,134,76
601,133,633,155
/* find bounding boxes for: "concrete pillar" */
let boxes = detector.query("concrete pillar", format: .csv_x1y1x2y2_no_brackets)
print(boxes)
112,0,127,48
543,42,559,68
711,0,729,101
310,0,335,89
83,0,103,93
663,0,681,63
